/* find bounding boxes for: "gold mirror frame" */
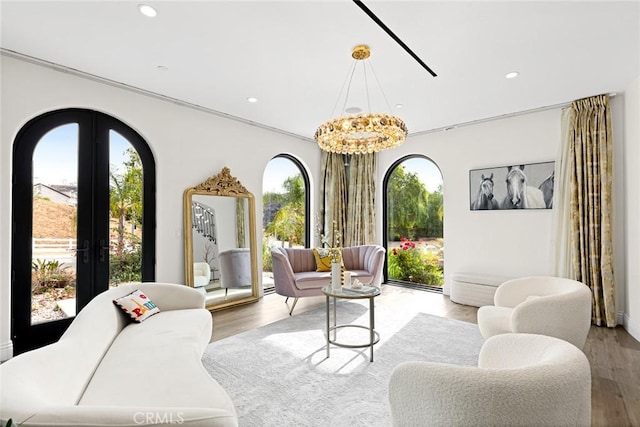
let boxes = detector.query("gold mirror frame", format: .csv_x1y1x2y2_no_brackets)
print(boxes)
183,167,259,311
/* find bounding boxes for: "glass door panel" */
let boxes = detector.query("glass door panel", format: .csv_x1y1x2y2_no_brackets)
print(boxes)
108,130,143,287
30,124,79,324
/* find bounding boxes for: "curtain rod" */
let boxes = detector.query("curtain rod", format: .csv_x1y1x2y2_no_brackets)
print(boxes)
412,92,618,137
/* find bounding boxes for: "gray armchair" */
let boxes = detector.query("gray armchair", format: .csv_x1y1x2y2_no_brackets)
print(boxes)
218,248,252,299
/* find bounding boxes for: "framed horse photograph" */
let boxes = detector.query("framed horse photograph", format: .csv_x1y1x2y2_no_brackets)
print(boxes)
469,161,555,210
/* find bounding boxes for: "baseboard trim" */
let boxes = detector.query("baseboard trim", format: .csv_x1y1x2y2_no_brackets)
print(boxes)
623,313,640,343
617,311,625,326
1,340,13,362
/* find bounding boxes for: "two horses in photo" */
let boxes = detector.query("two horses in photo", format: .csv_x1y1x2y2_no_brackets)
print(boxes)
472,165,553,210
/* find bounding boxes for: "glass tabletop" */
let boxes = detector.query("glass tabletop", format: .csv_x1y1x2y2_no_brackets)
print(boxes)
321,285,381,299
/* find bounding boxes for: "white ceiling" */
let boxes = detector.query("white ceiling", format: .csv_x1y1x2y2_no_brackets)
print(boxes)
2,1,639,141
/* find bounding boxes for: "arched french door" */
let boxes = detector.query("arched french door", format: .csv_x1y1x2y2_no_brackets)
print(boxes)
262,154,310,292
383,155,444,290
11,109,156,354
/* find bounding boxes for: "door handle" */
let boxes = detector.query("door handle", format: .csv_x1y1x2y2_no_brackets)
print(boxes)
99,239,109,263
75,239,90,264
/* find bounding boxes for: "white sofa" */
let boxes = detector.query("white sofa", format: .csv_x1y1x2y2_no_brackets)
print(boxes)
389,333,591,427
0,283,237,427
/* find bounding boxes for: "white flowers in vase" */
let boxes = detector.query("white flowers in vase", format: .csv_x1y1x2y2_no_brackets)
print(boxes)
317,219,341,247
316,216,343,289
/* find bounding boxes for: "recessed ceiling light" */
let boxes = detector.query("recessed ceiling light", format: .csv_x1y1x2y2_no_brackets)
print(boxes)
395,104,404,109
345,106,362,114
157,65,168,71
138,4,157,17
505,71,519,79
247,97,258,103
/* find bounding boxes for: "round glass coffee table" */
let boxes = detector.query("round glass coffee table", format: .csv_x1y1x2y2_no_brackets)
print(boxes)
321,285,381,362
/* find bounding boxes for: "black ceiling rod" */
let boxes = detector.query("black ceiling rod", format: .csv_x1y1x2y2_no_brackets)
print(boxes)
353,0,437,78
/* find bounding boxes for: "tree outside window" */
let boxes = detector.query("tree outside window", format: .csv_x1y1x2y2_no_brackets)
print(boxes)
262,157,308,275
386,157,444,288
109,147,143,285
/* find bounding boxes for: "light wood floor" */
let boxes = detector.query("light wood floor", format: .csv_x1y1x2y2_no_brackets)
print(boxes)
211,285,640,426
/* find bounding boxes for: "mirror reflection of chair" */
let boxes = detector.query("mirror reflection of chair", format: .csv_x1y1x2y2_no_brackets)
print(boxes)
183,167,259,310
193,262,211,294
219,248,252,300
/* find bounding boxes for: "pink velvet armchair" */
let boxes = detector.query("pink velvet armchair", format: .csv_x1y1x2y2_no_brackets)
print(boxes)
271,245,386,315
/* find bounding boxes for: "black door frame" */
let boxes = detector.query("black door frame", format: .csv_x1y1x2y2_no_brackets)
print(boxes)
11,108,156,354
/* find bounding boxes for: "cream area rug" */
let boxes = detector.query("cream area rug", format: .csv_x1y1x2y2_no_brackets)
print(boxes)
202,297,484,427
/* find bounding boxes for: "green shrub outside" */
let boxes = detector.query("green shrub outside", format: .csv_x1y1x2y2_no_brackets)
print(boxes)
262,238,273,272
30,243,142,295
109,243,142,285
31,258,75,293
387,238,443,287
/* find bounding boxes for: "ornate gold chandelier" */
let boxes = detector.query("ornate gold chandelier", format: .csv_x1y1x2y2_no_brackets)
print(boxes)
315,45,407,154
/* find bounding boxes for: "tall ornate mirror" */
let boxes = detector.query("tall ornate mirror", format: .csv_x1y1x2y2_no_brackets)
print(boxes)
183,167,259,310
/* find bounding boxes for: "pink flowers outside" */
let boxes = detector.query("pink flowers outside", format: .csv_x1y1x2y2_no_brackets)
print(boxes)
388,238,444,287
393,237,420,254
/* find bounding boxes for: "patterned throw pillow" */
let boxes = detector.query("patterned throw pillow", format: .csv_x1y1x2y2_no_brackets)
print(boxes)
113,289,160,323
312,247,342,272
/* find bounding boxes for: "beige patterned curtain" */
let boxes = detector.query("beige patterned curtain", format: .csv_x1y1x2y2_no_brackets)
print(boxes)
320,151,347,247
552,108,575,278
236,198,246,248
569,94,616,327
345,153,377,246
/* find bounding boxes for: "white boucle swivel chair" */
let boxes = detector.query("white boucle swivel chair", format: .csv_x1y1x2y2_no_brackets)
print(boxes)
477,276,592,349
193,262,212,290
389,333,591,427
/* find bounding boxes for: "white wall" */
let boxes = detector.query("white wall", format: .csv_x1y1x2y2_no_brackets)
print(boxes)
0,56,321,359
379,110,561,294
378,96,628,322
1,56,637,359
256,89,626,323
624,75,640,341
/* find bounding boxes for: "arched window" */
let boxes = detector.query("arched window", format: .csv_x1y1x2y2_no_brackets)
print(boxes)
262,155,310,291
383,155,443,290
11,109,156,353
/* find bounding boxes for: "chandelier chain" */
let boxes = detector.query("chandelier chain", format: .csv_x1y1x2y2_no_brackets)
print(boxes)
340,59,358,117
363,60,371,114
329,60,358,120
368,58,394,113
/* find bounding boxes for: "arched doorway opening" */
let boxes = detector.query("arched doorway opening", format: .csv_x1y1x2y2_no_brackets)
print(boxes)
383,155,443,291
261,154,310,292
